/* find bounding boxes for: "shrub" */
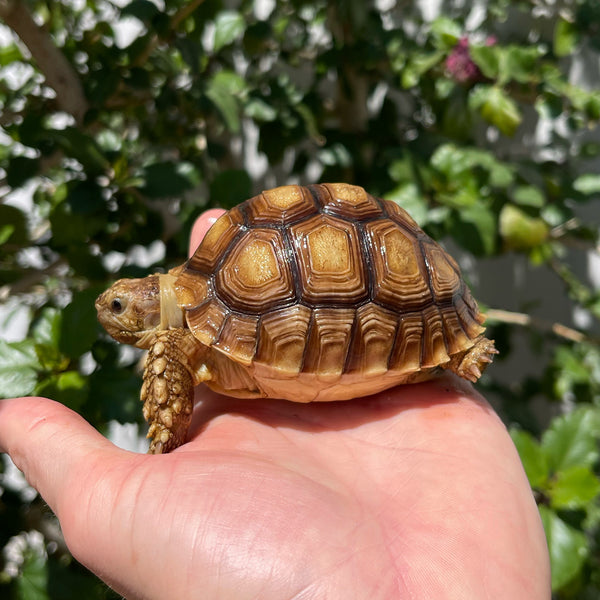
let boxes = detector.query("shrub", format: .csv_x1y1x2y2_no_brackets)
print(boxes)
0,1,599,597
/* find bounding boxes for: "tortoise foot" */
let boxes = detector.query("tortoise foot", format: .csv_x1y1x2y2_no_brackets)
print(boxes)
142,330,195,454
452,337,498,383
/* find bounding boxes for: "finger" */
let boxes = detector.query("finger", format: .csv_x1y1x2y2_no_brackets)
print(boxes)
188,208,226,257
0,397,117,513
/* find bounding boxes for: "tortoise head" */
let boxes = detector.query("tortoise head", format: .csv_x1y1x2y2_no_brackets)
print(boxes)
96,275,162,348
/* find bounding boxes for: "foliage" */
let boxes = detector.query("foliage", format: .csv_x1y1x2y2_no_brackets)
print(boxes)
0,0,599,597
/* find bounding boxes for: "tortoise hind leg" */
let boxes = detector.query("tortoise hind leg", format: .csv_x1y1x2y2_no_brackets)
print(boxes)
142,329,210,454
446,336,498,383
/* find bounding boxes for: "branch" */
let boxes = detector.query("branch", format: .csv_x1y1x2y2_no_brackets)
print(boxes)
485,308,589,344
0,0,89,124
0,259,67,300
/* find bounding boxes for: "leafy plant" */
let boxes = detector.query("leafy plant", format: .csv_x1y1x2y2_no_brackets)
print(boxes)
0,0,599,597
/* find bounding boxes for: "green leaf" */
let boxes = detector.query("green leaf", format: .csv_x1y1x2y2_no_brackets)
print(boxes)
455,203,496,255
205,70,247,133
554,18,579,57
0,43,23,66
388,156,413,184
35,371,89,411
141,161,201,198
499,204,549,251
401,50,444,88
59,289,103,358
318,143,353,168
430,143,468,179
32,308,62,347
510,429,548,488
244,98,277,122
67,180,105,215
0,204,28,244
539,506,588,591
469,45,499,79
541,406,600,472
430,143,513,189
31,309,67,371
502,46,542,84
88,366,142,423
49,128,109,174
0,339,40,399
120,0,160,22
513,185,545,208
439,182,479,208
49,202,106,246
584,92,600,119
430,17,462,50
16,550,49,600
470,85,522,136
213,11,245,52
209,169,252,209
385,183,428,225
6,156,40,188
0,224,14,245
552,344,600,400
484,158,514,188
549,465,600,510
470,45,541,85
573,174,600,195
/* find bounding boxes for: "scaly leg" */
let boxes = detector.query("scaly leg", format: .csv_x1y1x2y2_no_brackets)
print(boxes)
447,336,498,383
141,328,209,454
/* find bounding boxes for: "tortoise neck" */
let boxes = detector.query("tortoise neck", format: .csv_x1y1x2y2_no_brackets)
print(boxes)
159,273,185,330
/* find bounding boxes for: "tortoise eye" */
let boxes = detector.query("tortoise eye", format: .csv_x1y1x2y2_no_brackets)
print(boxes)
111,298,124,314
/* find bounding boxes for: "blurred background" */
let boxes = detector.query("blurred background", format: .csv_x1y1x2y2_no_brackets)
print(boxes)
0,0,599,597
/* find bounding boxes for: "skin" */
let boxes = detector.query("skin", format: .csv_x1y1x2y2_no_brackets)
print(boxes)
0,210,551,600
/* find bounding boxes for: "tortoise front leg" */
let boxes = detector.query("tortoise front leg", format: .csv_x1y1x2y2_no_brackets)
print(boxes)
141,328,209,454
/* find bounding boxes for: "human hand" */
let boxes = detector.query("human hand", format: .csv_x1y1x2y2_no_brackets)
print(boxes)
0,210,551,600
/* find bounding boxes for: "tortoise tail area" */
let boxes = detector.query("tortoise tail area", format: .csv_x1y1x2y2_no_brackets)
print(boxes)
444,336,498,383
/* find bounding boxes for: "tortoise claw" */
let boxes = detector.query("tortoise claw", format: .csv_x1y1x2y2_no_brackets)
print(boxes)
449,337,497,383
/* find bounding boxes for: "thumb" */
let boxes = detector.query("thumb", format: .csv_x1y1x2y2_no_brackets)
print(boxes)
189,208,225,257
0,396,117,513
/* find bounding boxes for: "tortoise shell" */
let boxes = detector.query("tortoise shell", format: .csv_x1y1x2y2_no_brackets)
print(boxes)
174,183,489,401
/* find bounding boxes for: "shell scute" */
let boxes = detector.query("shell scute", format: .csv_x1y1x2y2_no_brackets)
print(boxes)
290,214,368,306
187,208,244,273
213,313,258,366
366,220,432,311
383,198,420,230
421,305,451,368
255,305,311,374
388,312,424,373
422,241,462,303
186,299,228,347
345,303,397,375
215,229,295,313
303,307,355,377
318,183,384,220
246,185,316,225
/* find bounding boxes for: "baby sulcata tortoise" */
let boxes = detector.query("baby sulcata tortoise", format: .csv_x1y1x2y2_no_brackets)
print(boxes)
96,183,497,454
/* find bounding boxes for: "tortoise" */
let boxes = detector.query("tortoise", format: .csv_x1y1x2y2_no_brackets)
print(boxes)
96,183,497,454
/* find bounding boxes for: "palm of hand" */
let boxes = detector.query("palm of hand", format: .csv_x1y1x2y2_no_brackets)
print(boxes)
40,377,545,600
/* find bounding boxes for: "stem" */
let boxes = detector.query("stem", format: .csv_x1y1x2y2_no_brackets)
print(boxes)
485,308,589,344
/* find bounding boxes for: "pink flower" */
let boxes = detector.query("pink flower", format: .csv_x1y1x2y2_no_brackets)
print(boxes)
445,36,494,84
